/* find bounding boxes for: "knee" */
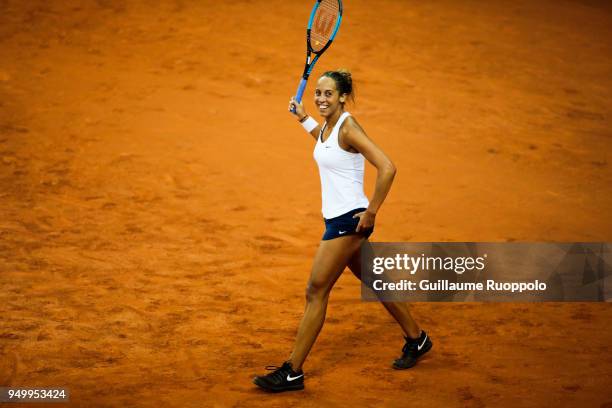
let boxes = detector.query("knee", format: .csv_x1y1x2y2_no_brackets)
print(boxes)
305,280,328,303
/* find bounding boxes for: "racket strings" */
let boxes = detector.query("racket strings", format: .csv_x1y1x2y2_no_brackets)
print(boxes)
310,0,340,52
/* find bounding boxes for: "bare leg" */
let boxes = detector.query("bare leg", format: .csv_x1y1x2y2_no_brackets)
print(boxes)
288,235,366,371
347,241,421,339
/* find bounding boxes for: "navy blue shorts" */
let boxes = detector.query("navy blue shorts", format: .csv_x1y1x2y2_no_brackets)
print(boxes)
322,208,374,241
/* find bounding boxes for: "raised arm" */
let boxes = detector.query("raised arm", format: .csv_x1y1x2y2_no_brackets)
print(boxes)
289,97,321,141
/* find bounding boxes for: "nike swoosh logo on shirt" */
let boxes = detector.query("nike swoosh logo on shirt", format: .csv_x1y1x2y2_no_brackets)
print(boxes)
338,230,346,234
287,374,304,381
417,334,428,351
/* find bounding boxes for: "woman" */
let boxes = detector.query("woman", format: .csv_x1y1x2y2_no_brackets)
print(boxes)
253,70,432,392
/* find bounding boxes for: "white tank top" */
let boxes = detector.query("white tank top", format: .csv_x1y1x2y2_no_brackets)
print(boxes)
313,111,369,219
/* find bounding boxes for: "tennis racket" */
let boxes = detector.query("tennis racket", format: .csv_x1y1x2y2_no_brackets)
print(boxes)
291,0,343,113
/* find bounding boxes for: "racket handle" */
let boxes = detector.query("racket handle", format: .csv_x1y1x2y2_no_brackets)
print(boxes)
291,78,308,113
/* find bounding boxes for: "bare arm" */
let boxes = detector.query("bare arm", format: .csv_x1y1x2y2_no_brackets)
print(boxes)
341,116,396,230
289,97,321,140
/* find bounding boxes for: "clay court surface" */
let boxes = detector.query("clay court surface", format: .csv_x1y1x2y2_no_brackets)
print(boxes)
1,0,611,406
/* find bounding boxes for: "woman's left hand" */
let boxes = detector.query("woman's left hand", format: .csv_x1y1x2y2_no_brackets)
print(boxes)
353,210,376,232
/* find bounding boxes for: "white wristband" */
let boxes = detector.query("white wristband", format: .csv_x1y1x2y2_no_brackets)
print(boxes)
301,116,319,133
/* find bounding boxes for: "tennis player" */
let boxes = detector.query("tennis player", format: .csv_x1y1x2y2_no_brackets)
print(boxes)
253,70,432,392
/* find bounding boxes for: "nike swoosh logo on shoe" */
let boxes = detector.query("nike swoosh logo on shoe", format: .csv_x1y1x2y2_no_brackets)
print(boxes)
286,374,304,381
417,334,428,351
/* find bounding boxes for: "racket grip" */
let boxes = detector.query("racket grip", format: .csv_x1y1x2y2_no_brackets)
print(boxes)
291,78,308,113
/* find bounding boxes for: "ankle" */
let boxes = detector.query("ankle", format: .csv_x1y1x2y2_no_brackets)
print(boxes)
406,329,422,341
287,360,303,373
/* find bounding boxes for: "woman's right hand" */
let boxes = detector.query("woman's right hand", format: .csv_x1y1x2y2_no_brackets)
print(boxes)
289,97,306,120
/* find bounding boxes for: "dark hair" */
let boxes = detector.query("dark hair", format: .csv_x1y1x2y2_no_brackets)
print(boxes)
321,69,355,104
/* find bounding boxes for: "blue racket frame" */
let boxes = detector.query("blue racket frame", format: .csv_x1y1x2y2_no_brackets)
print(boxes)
292,0,343,112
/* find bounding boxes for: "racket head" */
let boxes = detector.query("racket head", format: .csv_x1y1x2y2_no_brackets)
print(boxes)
307,0,342,55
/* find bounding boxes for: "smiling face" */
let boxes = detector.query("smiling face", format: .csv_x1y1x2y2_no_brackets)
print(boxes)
314,76,347,119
